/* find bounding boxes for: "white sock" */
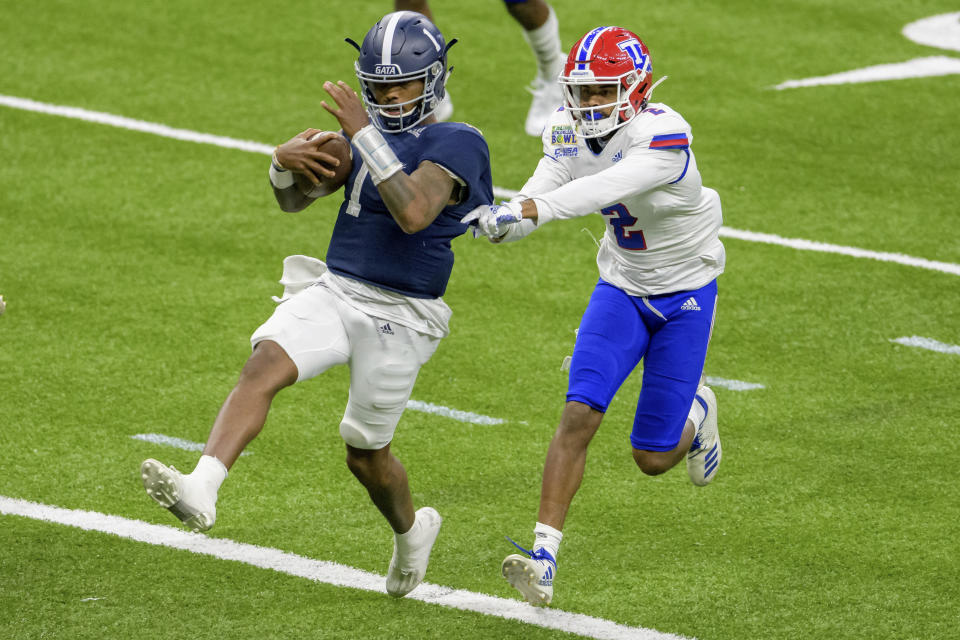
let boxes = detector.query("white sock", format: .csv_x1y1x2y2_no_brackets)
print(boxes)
397,516,420,537
395,516,424,563
521,6,564,80
532,521,562,561
688,396,707,431
188,454,228,497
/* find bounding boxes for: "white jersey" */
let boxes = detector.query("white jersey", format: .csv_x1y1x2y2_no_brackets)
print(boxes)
515,103,725,296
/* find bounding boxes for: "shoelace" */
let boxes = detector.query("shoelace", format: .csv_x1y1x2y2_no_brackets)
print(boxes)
689,431,703,452
505,536,557,567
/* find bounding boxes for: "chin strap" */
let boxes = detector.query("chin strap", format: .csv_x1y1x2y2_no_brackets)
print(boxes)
647,74,669,102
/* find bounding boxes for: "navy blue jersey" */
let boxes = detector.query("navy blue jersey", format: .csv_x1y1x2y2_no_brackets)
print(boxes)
325,122,493,299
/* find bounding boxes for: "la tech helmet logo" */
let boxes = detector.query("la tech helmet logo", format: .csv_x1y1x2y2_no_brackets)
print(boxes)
617,38,648,69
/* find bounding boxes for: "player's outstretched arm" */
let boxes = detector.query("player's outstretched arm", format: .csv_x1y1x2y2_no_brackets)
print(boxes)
270,130,345,212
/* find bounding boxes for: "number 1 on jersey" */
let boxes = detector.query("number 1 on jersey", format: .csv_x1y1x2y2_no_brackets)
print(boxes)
601,203,647,250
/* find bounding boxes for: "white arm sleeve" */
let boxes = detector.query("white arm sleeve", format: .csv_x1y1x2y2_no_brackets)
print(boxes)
516,154,573,198
532,147,688,225
494,218,537,243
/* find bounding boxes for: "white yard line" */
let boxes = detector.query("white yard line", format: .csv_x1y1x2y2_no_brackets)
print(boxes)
772,55,960,89
717,227,960,276
0,496,692,640
890,336,960,355
1,93,958,277
0,94,273,154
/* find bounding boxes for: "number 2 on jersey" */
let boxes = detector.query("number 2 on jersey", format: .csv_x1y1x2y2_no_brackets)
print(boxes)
601,203,647,250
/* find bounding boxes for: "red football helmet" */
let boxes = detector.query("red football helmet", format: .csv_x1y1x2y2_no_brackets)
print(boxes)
560,27,653,138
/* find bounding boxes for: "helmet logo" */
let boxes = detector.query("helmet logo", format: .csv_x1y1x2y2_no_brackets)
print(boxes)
375,64,402,75
617,38,648,71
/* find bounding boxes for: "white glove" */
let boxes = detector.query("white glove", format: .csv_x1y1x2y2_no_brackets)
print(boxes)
461,200,524,239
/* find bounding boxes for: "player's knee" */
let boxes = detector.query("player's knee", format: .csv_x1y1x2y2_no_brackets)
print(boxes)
556,401,603,442
632,449,672,476
340,420,383,450
344,442,389,483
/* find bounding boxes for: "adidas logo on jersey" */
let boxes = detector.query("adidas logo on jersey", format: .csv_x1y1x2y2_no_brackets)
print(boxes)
378,323,395,335
680,297,701,311
612,150,623,163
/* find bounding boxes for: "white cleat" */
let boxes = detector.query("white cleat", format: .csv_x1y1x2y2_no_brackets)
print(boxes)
524,76,563,137
435,92,454,121
386,507,443,597
140,458,216,532
501,548,556,606
687,386,721,486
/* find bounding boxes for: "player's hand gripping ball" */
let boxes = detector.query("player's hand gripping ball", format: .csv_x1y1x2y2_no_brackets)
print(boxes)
294,132,353,197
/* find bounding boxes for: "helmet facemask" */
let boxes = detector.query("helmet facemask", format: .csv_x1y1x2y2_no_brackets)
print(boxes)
561,69,646,139
355,59,445,133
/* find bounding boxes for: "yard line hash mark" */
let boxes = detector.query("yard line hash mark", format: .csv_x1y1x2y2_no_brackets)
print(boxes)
406,400,505,425
705,376,766,391
890,336,960,355
1,93,957,277
0,496,693,640
130,433,251,455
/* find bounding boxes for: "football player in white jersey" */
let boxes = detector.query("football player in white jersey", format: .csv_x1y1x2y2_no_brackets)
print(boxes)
463,26,725,606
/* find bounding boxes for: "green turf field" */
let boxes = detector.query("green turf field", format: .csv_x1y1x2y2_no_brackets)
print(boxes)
2,1,959,638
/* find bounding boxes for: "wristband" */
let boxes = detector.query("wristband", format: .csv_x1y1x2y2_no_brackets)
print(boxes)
269,152,294,189
351,124,403,185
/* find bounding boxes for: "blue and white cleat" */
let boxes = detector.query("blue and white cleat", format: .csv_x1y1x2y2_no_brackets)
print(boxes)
501,541,557,606
687,385,721,486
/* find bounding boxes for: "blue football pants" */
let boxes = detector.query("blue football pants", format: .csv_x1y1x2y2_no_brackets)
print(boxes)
566,279,717,451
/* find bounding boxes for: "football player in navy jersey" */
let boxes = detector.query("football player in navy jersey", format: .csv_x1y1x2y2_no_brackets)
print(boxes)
465,26,724,606
140,11,493,599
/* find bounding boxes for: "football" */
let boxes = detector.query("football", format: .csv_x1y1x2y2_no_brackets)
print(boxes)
295,132,352,197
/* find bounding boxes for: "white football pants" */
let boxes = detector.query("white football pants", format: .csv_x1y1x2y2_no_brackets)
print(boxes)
251,284,440,449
